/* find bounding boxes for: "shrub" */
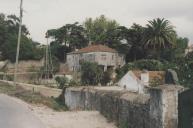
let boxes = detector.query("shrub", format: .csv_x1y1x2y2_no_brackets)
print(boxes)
69,80,81,86
55,76,69,89
149,77,164,87
81,61,104,85
116,63,135,80
134,59,164,71
102,68,114,85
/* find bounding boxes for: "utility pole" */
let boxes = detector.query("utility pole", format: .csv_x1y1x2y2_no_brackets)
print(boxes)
14,0,23,85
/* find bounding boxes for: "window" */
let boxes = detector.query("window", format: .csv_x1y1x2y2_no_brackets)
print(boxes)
101,54,107,60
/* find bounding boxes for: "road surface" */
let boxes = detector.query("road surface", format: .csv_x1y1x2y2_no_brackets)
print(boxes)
0,94,45,128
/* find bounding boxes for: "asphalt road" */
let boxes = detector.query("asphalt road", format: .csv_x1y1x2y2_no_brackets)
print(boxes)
0,94,45,128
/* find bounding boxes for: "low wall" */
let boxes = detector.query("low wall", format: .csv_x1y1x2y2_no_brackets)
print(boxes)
65,85,181,128
0,80,62,98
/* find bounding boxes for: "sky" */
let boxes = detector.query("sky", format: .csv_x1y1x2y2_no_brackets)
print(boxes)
0,0,193,44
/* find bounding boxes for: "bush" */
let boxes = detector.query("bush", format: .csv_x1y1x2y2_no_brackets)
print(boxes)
116,63,135,80
134,59,164,71
81,61,104,85
55,76,69,89
102,68,114,85
69,80,81,86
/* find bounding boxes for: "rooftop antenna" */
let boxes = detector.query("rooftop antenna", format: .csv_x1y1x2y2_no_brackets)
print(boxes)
14,0,23,85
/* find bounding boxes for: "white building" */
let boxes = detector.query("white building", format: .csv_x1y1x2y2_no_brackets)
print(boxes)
67,44,125,71
118,70,165,93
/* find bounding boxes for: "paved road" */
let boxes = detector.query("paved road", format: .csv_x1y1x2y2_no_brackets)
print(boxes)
0,94,45,128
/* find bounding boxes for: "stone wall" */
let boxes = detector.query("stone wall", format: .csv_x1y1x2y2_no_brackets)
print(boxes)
65,87,150,128
65,85,181,128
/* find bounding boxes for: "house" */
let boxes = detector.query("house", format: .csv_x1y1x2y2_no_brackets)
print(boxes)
117,70,165,93
66,44,125,71
185,44,193,55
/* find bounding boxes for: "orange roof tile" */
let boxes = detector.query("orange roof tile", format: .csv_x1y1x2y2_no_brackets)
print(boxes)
132,70,165,83
69,44,117,54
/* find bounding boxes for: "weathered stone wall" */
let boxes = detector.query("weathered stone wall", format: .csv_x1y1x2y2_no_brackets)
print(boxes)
65,85,181,128
65,87,150,128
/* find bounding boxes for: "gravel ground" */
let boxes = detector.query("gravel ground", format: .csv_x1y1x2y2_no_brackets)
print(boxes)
30,105,117,128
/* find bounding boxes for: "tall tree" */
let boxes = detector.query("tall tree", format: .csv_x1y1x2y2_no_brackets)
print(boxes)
143,18,176,48
47,22,88,61
143,18,177,59
84,15,119,44
0,13,42,62
126,24,145,61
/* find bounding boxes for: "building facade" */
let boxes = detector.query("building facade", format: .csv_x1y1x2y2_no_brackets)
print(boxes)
67,44,125,71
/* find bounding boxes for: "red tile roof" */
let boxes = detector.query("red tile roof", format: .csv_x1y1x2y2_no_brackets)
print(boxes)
69,44,117,54
132,70,165,83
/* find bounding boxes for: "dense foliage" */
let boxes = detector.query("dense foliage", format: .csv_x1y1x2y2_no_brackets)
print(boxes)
0,13,43,62
116,59,165,80
0,12,191,87
80,61,104,85
47,15,191,87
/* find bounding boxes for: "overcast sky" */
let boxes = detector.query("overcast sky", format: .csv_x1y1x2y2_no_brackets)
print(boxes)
0,0,193,44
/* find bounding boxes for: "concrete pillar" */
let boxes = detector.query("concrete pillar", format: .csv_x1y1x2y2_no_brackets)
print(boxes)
104,65,107,71
149,85,183,128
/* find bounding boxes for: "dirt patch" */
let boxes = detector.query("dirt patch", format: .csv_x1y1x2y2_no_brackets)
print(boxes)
31,105,117,128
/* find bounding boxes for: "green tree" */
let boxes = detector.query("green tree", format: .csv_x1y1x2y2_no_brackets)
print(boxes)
47,22,88,61
0,13,43,62
84,15,119,43
160,37,188,61
143,18,176,48
81,61,104,85
125,24,146,62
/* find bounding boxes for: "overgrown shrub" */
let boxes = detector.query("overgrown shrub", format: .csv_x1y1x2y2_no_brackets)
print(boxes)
69,80,81,86
134,59,164,71
81,61,104,85
116,63,135,80
102,68,114,85
149,77,164,87
55,76,69,89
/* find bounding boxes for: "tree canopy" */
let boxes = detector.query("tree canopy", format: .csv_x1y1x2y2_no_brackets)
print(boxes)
143,18,176,49
0,13,43,62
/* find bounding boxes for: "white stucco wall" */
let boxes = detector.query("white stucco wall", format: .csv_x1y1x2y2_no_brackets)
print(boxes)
117,71,144,93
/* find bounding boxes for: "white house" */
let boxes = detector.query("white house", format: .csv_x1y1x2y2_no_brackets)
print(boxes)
66,44,125,71
118,70,165,93
117,71,144,93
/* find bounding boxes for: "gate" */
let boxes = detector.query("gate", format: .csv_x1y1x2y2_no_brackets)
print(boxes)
178,89,193,128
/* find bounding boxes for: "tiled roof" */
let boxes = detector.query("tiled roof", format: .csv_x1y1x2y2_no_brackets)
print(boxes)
68,44,117,54
132,70,165,84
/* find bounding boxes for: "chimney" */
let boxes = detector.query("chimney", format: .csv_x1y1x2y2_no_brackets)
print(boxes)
141,70,149,86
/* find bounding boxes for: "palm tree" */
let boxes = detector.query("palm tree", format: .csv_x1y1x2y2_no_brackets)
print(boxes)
143,18,176,49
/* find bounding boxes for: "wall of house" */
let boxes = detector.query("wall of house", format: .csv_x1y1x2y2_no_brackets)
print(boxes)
67,52,125,71
64,85,180,128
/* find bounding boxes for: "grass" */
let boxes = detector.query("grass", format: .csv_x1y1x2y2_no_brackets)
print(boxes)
0,83,68,111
